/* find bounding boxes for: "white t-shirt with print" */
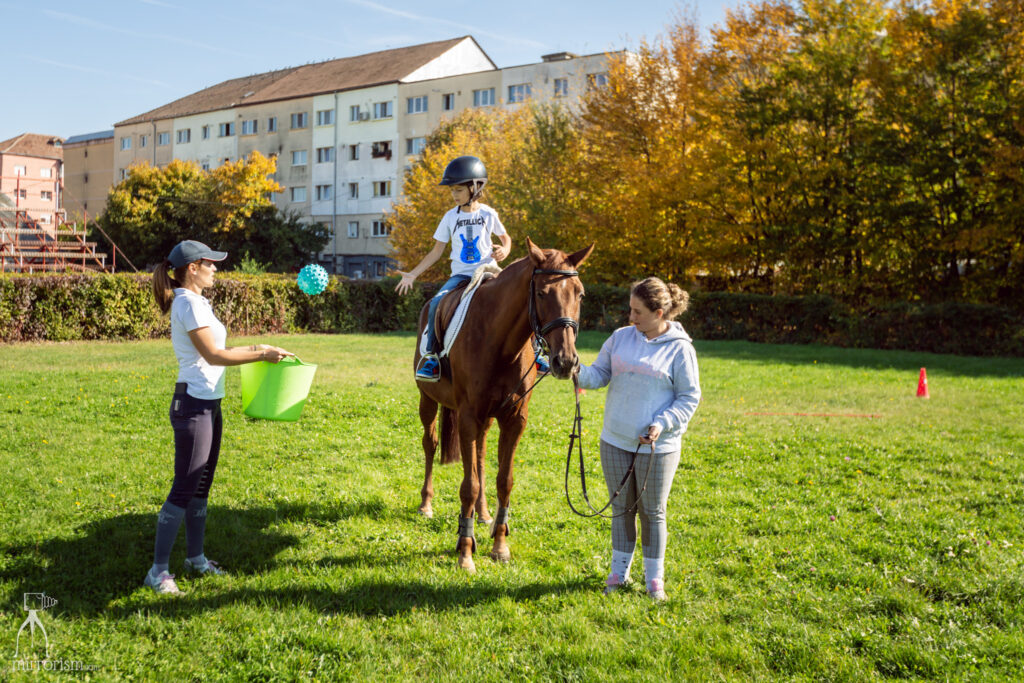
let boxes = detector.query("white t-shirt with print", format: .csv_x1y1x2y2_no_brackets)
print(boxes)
432,204,507,277
170,288,227,399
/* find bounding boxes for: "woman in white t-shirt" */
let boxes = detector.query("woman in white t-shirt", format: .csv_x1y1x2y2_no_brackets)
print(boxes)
145,240,292,594
394,156,512,382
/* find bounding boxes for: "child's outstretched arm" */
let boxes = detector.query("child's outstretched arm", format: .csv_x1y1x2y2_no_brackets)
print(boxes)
395,240,447,295
493,233,512,262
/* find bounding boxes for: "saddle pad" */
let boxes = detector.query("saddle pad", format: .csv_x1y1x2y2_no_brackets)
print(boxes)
419,262,501,358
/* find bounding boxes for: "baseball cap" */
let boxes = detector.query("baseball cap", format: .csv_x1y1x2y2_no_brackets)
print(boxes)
168,240,228,268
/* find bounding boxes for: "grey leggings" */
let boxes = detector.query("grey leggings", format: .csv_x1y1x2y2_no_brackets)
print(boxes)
600,439,680,560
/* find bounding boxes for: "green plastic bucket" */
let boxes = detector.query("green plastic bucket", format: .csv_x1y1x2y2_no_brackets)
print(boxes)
240,357,318,421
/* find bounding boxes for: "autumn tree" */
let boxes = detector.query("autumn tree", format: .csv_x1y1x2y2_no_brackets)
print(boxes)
99,152,328,270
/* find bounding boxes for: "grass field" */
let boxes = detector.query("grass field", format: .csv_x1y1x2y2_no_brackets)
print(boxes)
1,332,1022,681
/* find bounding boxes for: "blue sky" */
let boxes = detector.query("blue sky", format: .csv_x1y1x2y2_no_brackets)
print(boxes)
1,0,738,140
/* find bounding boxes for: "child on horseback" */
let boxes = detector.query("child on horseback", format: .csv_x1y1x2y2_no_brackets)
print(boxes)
395,155,515,382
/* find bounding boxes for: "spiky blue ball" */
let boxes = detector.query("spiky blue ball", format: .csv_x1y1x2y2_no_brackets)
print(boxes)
297,264,329,295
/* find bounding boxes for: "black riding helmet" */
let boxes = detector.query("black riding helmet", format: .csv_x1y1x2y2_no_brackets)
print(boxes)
439,155,487,202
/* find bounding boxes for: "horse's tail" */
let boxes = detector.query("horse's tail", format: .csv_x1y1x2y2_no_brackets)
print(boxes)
439,406,461,465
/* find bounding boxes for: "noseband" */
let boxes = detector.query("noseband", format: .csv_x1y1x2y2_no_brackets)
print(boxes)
529,268,580,342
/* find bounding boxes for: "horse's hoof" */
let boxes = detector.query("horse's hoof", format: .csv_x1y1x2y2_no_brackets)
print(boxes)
458,556,476,573
478,514,492,524
490,547,511,564
418,505,433,518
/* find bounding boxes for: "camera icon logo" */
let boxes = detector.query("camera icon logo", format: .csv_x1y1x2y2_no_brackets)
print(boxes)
16,592,58,659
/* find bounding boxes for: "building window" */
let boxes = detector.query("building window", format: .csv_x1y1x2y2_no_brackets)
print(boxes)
406,137,426,155
407,95,428,114
120,168,128,180
507,83,532,103
316,147,335,163
316,109,335,126
41,191,53,200
157,132,171,145
349,144,359,160
290,186,307,202
83,173,89,183
348,182,358,199
291,150,307,166
588,72,609,88
201,161,210,171
40,167,52,178
315,184,332,200
290,112,308,129
442,93,455,111
371,141,392,159
371,220,390,236
119,138,131,151
554,78,568,97
141,135,151,148
347,221,359,238
350,105,363,122
176,129,191,143
375,261,386,277
372,181,391,197
373,101,392,119
473,88,495,107
267,117,277,132
39,214,52,224
202,125,210,139
218,122,234,137
240,119,257,135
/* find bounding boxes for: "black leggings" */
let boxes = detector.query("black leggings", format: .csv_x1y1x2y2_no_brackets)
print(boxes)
167,383,222,508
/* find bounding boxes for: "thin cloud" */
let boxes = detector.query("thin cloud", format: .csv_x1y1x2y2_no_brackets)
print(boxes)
42,9,257,59
344,0,547,50
31,58,172,89
140,0,180,7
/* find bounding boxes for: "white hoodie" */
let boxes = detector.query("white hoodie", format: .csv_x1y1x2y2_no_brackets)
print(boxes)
576,321,701,454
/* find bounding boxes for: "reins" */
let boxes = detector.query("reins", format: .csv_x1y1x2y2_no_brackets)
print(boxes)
563,375,655,519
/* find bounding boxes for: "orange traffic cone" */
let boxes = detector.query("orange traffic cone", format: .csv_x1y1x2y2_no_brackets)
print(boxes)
917,367,930,398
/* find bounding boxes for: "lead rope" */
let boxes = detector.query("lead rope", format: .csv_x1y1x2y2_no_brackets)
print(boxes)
564,375,655,519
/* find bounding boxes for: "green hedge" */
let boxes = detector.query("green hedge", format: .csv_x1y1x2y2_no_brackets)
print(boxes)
2,273,1022,356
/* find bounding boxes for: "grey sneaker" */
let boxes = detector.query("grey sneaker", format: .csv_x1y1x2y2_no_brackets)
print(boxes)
647,578,667,602
144,570,181,595
184,557,226,576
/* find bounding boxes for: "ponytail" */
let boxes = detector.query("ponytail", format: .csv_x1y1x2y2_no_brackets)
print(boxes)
153,260,181,314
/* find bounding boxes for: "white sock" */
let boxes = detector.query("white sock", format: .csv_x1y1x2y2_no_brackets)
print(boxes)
610,549,634,582
643,556,664,586
149,564,169,578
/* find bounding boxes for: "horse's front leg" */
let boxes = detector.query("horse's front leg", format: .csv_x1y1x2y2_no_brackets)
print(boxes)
491,407,528,564
456,412,487,573
475,417,494,524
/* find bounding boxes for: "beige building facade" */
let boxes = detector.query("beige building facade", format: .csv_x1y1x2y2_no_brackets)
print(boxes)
62,130,114,221
0,134,64,228
110,37,614,278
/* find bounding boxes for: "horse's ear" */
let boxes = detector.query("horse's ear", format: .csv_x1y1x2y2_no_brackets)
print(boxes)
526,237,546,266
566,243,595,268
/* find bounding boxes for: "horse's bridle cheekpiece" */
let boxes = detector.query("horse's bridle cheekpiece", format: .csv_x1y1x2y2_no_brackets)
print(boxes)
529,268,580,342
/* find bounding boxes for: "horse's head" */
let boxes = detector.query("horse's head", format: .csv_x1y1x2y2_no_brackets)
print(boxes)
526,237,595,379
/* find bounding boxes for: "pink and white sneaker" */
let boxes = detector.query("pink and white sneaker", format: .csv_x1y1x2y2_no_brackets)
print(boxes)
603,573,625,596
144,570,181,595
647,578,667,602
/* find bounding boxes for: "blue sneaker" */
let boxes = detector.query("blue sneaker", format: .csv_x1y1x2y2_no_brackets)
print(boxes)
416,354,440,382
535,354,550,374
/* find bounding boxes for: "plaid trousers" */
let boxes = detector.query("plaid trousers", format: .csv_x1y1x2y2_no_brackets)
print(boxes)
600,439,681,560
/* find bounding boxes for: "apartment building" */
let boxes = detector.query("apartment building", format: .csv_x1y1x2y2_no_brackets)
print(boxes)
62,130,114,221
111,37,613,278
0,134,64,229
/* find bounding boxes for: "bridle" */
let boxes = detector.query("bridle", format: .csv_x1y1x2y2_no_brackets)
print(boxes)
499,267,581,412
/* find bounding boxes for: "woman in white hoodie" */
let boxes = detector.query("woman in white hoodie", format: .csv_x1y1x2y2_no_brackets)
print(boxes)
575,277,701,601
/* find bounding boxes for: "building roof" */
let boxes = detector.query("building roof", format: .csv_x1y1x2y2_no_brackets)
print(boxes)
116,36,492,126
0,133,65,160
64,130,115,145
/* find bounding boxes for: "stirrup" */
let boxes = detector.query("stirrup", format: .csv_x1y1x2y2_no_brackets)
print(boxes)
416,354,440,382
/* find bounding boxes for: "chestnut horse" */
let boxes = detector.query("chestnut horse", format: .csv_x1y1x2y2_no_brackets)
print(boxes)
415,238,594,572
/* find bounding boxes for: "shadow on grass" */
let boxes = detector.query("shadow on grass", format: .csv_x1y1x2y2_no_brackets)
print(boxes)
1,499,587,618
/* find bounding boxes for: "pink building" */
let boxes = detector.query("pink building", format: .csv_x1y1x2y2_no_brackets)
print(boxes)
0,133,64,229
